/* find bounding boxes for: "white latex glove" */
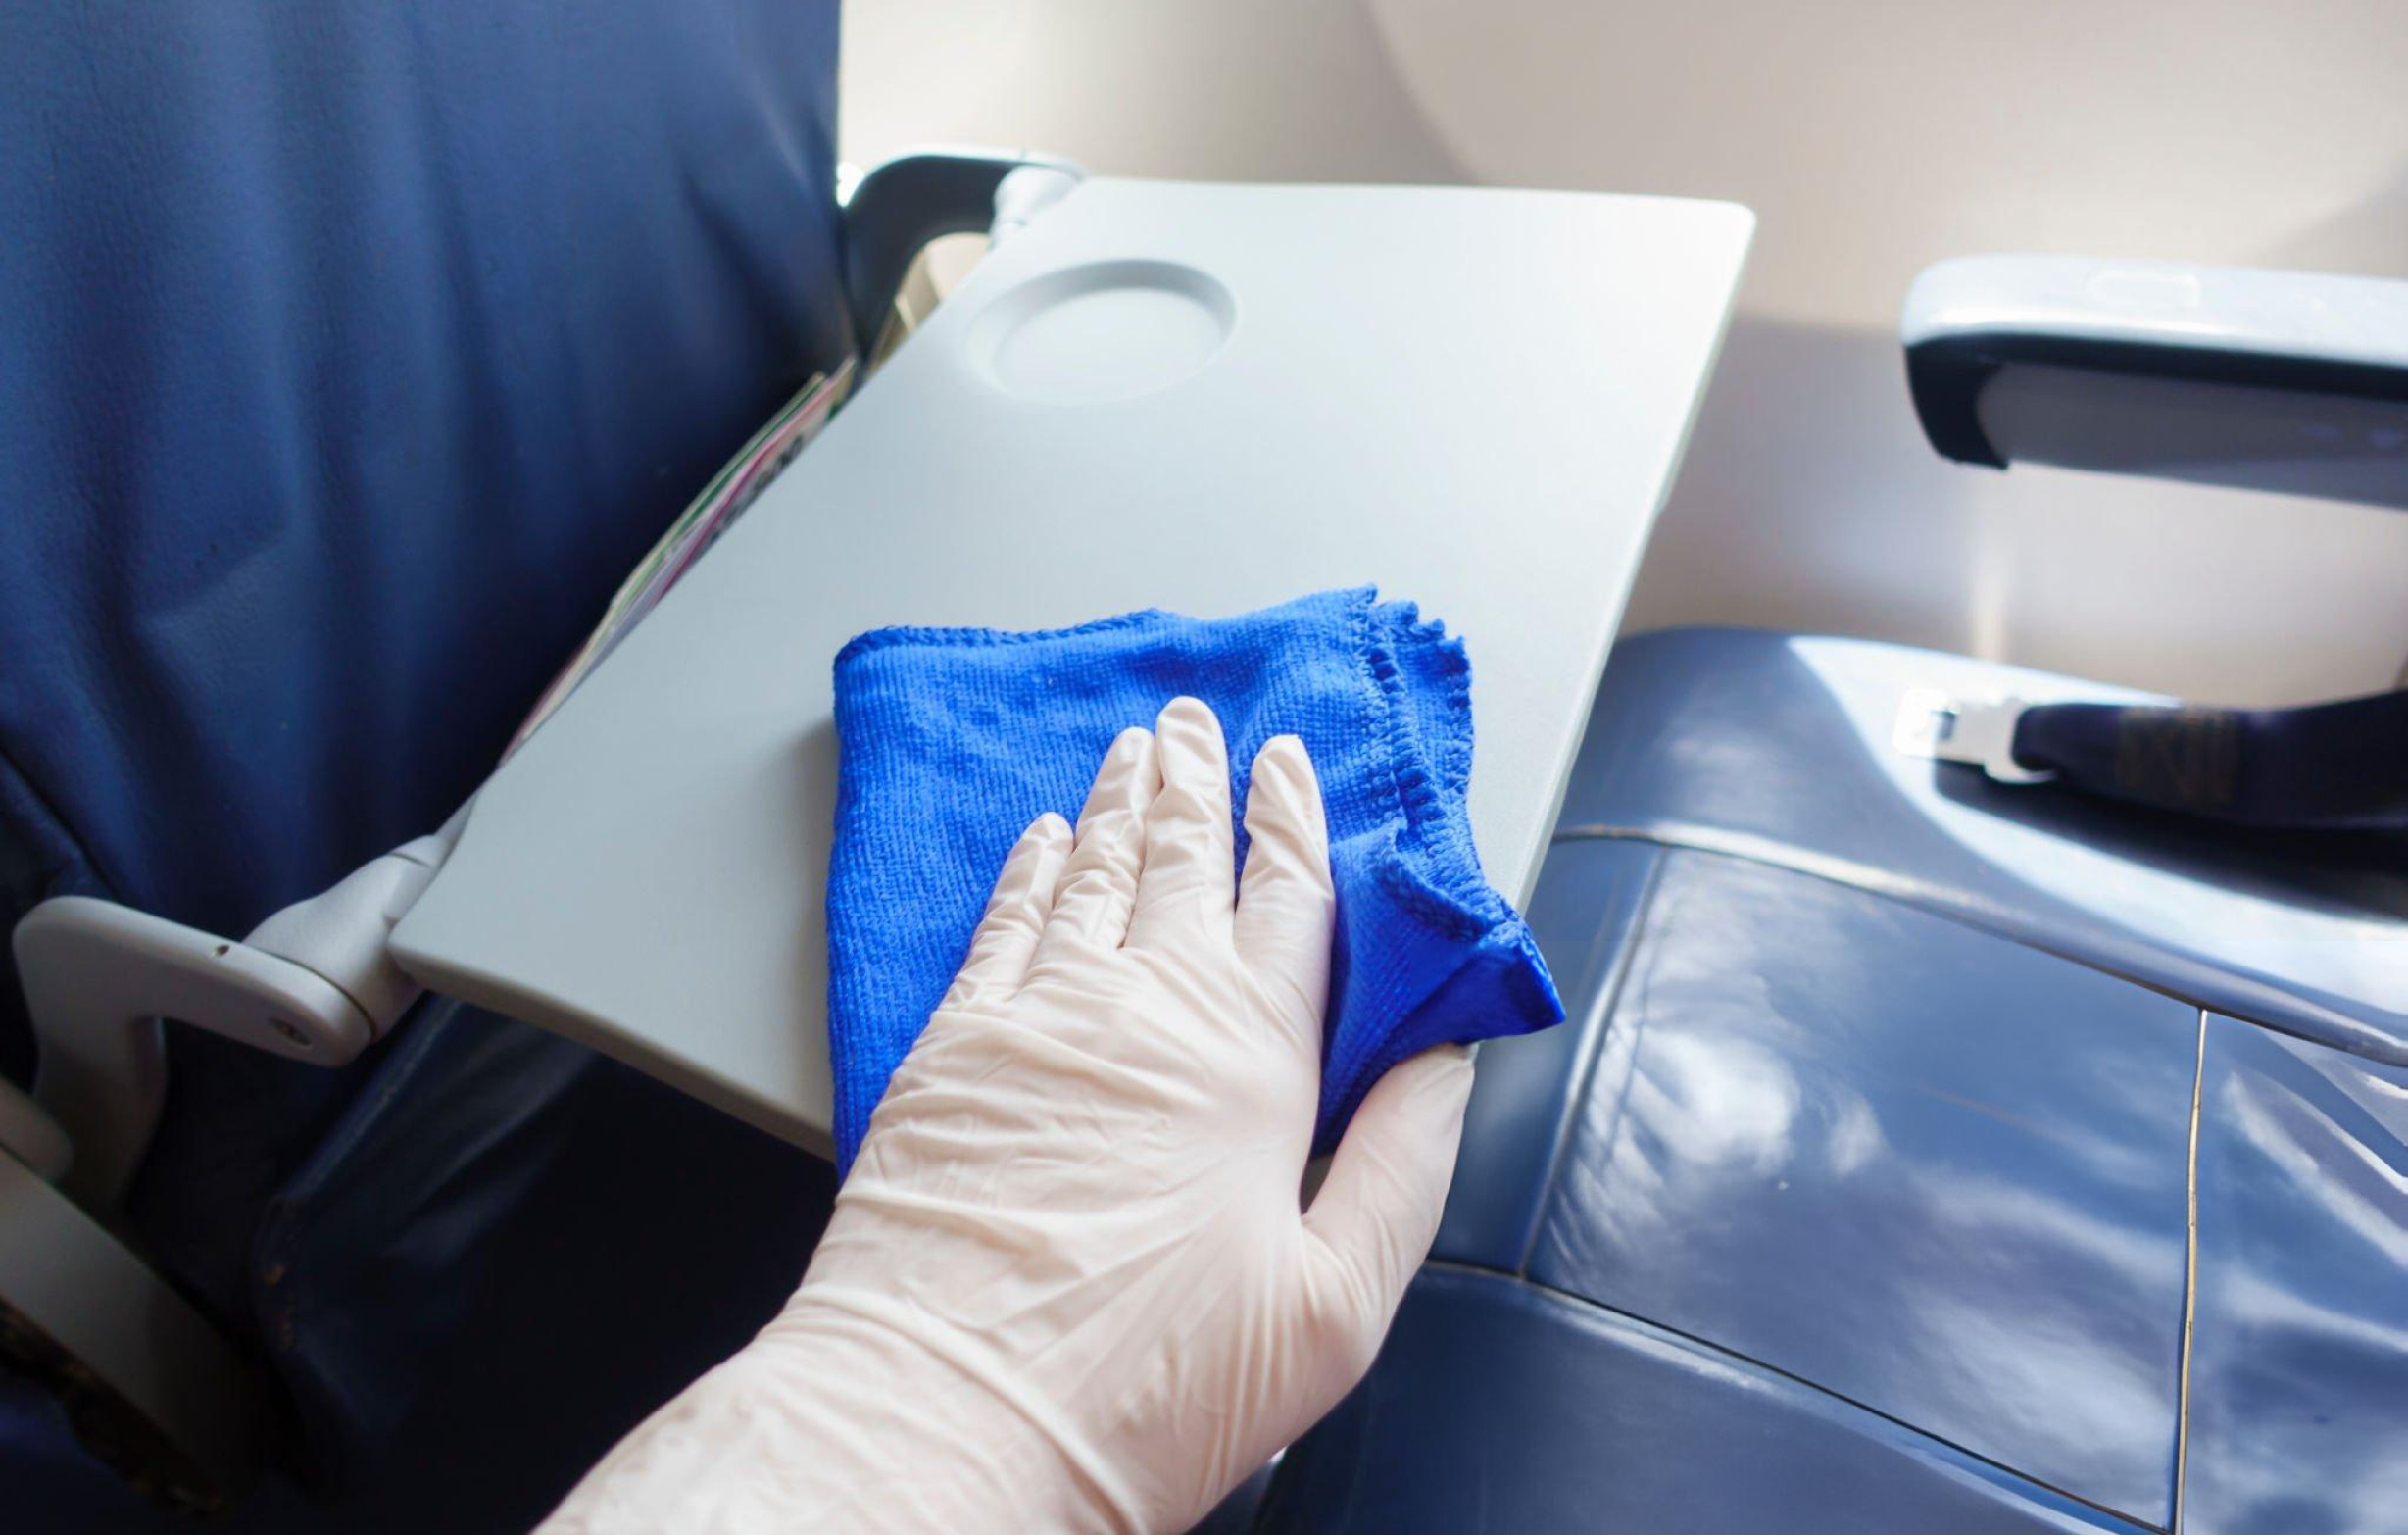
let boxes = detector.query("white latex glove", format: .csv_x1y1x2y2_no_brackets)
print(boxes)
541,696,1476,1534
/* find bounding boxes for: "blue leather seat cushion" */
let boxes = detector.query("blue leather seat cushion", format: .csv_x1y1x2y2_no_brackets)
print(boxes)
2183,1018,2408,1534
1309,628,2408,1533
1502,845,2193,1523
1559,629,2408,1060
1258,1267,2152,1534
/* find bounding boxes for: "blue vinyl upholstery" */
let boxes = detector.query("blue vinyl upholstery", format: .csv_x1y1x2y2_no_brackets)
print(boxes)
2184,1019,2408,1533
1520,849,2196,1523
1261,1267,2147,1534
1267,628,2408,1533
1,1,850,1521
1554,630,2408,1059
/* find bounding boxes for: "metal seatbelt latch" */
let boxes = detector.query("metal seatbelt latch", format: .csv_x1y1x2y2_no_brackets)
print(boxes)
1892,688,2057,785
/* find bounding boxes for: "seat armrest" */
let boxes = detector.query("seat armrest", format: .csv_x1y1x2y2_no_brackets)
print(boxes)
842,149,1084,354
1901,255,2408,509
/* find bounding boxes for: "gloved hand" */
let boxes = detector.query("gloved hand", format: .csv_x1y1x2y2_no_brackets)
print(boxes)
542,697,1477,1534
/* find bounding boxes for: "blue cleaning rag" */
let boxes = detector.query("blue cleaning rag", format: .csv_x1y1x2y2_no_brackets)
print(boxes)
825,586,1564,1174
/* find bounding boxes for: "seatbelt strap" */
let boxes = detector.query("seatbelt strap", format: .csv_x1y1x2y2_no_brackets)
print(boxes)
2009,691,2408,831
1894,686,2408,830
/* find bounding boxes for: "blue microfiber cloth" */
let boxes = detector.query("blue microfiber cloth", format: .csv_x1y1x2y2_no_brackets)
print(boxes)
825,586,1563,1174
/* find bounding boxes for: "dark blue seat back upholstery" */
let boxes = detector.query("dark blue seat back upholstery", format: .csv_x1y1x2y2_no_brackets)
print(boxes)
0,0,851,1077
1,4,851,1521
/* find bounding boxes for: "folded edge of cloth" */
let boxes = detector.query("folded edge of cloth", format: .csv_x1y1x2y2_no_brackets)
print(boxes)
825,586,1563,1174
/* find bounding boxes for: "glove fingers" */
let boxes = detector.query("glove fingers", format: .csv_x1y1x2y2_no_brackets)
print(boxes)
940,813,1074,1007
1298,1046,1475,1362
1124,696,1237,952
1034,726,1159,962
1233,735,1336,1050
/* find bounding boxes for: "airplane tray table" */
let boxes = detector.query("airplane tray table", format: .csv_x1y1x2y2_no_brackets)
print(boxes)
390,176,1753,1158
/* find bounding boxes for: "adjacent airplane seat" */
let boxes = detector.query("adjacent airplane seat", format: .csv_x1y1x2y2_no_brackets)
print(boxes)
1261,259,2408,1535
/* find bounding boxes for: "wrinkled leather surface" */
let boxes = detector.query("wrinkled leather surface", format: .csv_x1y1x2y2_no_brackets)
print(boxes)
1260,1267,2150,1534
1278,629,2405,1532
1526,848,2193,1524
1560,629,2408,1061
2184,1019,2408,1534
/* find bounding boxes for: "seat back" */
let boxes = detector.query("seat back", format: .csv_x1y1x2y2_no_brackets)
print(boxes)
0,1,852,1081
0,5,855,1508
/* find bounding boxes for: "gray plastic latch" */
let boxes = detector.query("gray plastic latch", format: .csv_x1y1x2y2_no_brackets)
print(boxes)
13,810,467,1209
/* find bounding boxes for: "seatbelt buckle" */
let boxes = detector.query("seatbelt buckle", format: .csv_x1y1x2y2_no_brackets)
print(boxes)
1892,689,2057,785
